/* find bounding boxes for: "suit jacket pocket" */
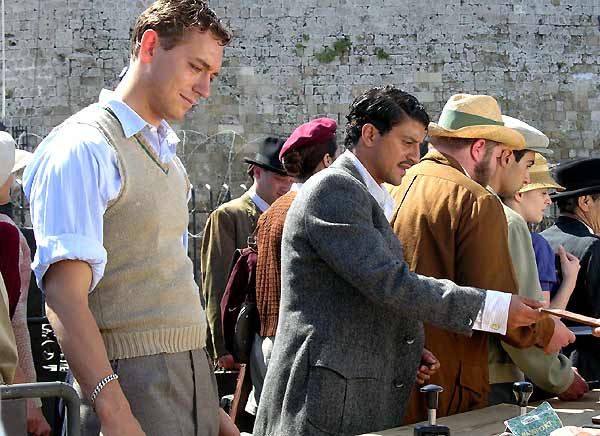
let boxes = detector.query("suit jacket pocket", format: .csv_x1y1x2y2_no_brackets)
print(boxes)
306,343,379,435
458,362,489,412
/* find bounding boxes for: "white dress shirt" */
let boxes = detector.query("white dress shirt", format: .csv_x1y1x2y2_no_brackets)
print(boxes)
23,89,186,293
344,150,396,220
290,182,304,192
346,150,511,335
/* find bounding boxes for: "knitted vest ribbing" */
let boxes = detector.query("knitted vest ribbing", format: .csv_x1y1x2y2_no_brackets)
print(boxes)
64,104,206,360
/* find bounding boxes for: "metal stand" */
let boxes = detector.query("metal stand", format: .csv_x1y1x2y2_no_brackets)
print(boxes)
0,382,80,436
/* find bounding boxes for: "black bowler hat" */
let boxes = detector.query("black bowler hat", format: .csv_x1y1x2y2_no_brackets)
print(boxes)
550,157,600,201
244,137,287,176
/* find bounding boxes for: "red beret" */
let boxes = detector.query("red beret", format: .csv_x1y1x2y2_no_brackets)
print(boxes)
279,118,337,161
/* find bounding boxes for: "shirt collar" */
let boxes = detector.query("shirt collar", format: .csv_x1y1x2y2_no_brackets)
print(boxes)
247,186,270,213
98,89,180,162
99,89,179,142
290,182,304,192
344,150,396,220
581,220,595,234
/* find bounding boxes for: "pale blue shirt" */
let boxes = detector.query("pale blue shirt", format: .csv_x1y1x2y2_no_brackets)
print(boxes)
23,89,186,293
346,150,511,335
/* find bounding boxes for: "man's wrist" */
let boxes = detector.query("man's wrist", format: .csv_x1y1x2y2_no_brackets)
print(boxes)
93,379,131,422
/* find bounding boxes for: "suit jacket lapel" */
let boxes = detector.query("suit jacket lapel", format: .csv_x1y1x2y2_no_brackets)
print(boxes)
241,191,261,229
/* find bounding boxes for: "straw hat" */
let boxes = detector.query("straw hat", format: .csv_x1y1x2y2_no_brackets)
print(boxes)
428,94,526,150
0,131,32,185
519,153,564,193
502,115,552,155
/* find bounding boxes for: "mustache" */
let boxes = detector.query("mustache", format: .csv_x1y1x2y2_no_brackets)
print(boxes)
399,159,417,167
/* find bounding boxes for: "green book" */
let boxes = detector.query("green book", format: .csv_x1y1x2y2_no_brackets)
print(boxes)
504,401,563,436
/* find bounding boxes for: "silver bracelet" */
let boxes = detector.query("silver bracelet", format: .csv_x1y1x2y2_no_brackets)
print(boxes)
90,373,119,409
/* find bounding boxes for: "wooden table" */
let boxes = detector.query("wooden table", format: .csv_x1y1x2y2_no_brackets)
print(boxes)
360,390,600,436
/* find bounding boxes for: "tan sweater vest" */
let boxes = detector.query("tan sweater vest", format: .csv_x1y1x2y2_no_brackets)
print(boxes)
65,104,206,360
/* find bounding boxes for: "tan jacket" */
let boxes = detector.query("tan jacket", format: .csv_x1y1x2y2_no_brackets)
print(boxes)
490,203,573,393
200,192,261,359
389,149,554,424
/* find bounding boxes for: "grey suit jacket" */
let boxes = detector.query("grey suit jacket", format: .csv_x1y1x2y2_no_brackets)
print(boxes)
252,154,486,436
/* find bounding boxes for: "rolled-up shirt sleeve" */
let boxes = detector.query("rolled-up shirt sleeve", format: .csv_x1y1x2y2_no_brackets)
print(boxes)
23,125,119,293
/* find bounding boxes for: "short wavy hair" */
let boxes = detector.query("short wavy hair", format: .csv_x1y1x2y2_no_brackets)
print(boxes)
345,86,429,150
131,0,232,58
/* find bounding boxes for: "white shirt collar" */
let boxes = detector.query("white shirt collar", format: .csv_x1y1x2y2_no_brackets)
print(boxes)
247,186,270,213
98,89,179,163
583,221,595,234
290,182,304,192
343,150,396,220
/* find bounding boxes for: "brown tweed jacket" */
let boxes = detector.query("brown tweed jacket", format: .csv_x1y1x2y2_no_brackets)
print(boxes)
255,191,297,337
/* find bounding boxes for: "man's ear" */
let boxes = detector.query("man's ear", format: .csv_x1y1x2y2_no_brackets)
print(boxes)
138,29,160,64
323,153,333,168
497,149,513,167
578,195,593,212
360,123,378,148
469,139,487,163
514,191,524,204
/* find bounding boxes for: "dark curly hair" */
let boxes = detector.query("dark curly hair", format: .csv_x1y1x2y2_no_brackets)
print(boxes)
282,138,338,181
344,85,429,150
131,0,232,58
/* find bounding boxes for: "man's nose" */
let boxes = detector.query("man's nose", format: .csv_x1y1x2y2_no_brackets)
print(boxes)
193,74,211,99
408,143,420,164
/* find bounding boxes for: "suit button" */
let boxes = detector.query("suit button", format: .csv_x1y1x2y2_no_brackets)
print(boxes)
465,318,473,327
405,337,415,345
393,378,405,389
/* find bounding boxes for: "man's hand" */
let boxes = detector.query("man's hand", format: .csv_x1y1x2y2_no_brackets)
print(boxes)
507,295,546,331
558,368,589,401
26,406,51,436
99,411,146,436
97,383,146,436
544,317,576,354
593,324,600,337
558,245,581,288
416,348,440,385
218,354,241,370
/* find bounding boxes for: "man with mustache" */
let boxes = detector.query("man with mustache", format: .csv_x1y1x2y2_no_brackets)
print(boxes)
253,86,546,436
389,94,573,424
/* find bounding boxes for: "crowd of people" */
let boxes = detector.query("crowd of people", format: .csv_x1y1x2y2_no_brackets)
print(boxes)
1,0,600,435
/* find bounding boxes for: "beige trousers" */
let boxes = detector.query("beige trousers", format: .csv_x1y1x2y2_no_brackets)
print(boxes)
74,349,219,436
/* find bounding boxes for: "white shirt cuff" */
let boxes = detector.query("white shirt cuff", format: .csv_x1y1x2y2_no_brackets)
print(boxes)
472,290,511,335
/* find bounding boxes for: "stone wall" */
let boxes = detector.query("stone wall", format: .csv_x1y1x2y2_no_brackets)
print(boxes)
4,0,600,203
